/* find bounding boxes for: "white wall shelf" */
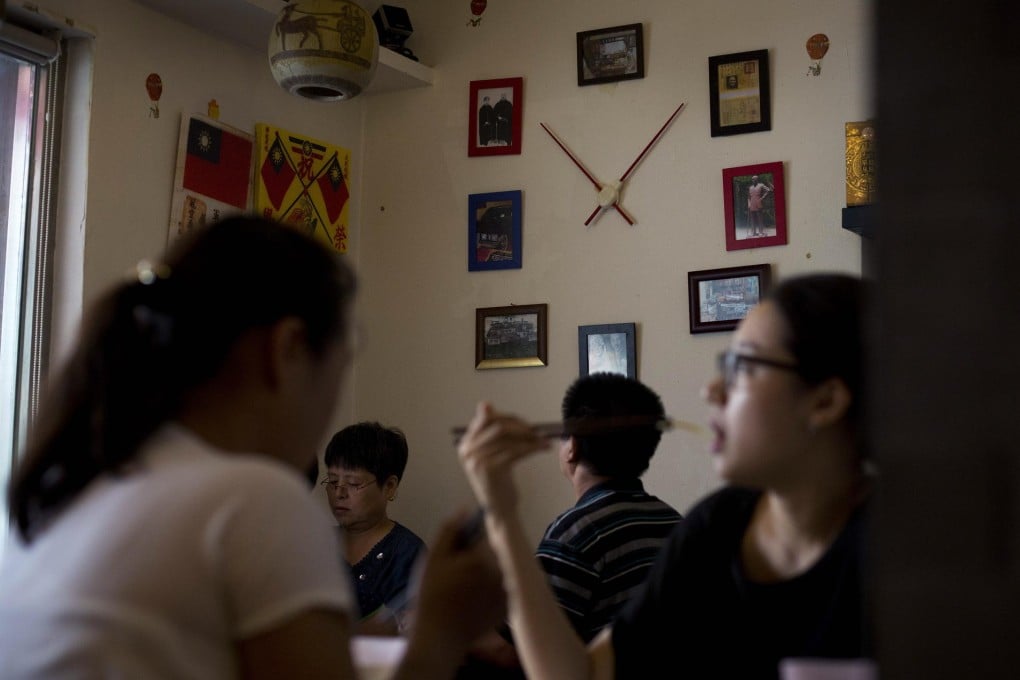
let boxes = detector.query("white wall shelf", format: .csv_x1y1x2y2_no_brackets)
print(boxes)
132,0,434,95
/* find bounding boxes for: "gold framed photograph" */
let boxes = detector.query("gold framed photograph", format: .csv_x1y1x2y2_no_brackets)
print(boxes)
475,304,548,369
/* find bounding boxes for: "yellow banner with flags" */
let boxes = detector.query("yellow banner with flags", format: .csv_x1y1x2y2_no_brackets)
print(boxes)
254,123,352,252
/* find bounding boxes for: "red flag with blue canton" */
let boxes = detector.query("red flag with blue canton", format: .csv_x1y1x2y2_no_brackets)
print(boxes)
315,154,350,224
259,133,297,210
183,118,252,208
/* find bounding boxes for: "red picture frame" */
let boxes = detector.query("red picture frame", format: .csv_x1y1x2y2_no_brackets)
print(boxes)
722,161,787,251
468,77,523,157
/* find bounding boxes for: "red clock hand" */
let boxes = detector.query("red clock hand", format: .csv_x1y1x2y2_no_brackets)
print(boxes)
539,123,602,190
541,123,635,226
618,102,686,184
585,103,685,227
585,200,634,226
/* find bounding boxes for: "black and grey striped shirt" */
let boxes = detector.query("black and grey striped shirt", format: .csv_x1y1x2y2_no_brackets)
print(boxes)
536,477,683,642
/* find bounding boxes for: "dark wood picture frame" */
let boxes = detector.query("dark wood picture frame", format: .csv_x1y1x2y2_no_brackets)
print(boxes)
688,264,772,334
577,23,645,86
578,323,636,378
722,161,787,251
475,303,548,369
468,190,523,271
468,77,523,157
708,49,771,137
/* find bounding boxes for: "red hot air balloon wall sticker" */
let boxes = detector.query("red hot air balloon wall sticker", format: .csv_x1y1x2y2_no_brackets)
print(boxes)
467,0,486,27
806,34,830,76
146,73,163,118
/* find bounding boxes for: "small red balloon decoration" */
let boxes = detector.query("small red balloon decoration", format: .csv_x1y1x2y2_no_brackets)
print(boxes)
468,0,486,26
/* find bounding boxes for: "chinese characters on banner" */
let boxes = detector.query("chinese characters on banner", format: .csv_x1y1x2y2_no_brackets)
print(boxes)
167,114,253,246
254,123,352,253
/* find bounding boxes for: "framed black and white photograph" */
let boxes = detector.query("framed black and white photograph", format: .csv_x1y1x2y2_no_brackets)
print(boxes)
708,49,771,137
578,323,636,378
688,264,772,334
577,23,644,86
468,190,522,271
468,77,523,156
475,304,548,369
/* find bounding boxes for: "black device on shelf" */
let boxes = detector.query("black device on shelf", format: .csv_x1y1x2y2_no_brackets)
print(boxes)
373,5,417,60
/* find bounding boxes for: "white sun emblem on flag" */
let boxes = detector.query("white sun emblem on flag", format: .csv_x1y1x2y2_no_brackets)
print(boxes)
271,146,284,166
329,164,342,183
198,130,213,152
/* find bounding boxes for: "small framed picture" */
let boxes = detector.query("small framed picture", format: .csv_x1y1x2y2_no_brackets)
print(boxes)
475,304,548,369
577,23,644,86
708,49,771,137
578,323,636,378
468,190,522,271
688,264,772,334
722,161,787,250
468,77,523,157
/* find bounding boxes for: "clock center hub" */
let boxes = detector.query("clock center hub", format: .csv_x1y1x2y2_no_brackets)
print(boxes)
597,180,621,208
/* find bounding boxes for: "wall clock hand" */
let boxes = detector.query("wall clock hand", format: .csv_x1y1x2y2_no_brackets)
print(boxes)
541,102,686,227
539,123,602,191
539,123,635,225
619,102,686,184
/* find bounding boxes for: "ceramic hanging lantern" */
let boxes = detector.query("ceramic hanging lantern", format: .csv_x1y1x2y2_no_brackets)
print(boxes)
269,0,379,101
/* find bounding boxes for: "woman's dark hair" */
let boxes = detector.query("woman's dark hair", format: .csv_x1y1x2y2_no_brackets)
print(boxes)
766,273,867,445
324,422,409,484
8,216,357,541
561,373,666,478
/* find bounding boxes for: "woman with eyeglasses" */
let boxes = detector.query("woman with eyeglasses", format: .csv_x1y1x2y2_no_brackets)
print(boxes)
456,273,875,679
0,216,504,679
321,422,427,636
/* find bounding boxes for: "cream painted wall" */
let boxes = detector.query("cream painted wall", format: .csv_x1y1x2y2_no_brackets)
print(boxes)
41,0,872,547
356,0,873,544
38,0,372,430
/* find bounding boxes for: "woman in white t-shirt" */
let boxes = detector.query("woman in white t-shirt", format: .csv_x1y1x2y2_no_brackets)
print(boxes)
0,216,503,679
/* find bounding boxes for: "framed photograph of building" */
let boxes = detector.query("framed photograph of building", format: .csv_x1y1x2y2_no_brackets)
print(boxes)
708,49,771,137
468,190,522,271
577,23,644,86
578,323,636,378
468,77,523,157
722,161,787,250
475,304,548,369
688,264,771,334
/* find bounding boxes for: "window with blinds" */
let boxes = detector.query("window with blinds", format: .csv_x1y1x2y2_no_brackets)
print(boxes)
0,6,78,557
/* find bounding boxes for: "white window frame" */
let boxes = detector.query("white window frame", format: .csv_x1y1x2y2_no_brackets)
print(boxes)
1,5,92,558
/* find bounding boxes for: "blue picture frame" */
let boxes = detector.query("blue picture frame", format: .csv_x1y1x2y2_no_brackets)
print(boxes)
468,190,522,271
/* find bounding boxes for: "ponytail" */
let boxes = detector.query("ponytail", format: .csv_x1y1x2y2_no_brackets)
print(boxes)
8,216,356,541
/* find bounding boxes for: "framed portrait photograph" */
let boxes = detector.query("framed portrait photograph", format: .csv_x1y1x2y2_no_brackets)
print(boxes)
722,161,787,251
475,304,548,369
468,77,523,157
688,264,772,334
578,323,636,378
468,190,522,271
577,23,644,86
708,49,771,137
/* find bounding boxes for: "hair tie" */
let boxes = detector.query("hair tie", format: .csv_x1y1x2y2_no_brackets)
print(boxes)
133,304,174,347
132,259,171,286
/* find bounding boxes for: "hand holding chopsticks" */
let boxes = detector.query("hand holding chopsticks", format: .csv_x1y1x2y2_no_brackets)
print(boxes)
451,414,703,444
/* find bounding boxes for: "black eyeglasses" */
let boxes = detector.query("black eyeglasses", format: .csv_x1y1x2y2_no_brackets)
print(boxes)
716,350,800,388
320,477,377,495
